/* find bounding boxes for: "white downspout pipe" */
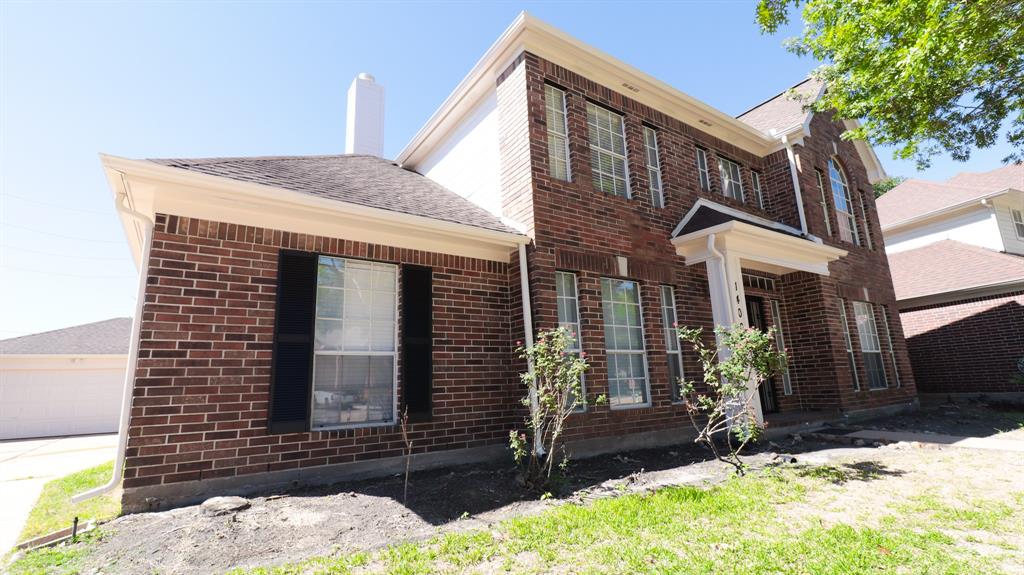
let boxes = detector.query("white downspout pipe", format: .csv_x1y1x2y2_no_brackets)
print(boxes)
73,190,153,503
517,243,543,455
783,136,810,236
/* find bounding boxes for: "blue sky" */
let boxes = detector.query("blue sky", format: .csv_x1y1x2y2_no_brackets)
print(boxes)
0,1,1013,338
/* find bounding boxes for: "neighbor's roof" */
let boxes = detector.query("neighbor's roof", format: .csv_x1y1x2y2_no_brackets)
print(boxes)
887,240,1024,301
0,318,131,355
148,155,522,236
877,163,1024,229
736,78,823,136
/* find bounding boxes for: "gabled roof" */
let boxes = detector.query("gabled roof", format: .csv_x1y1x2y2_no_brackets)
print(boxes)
149,155,521,236
0,318,131,355
877,164,1023,230
736,78,824,136
887,240,1024,301
672,199,804,239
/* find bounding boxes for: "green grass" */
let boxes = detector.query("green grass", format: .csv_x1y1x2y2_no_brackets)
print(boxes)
17,460,121,543
5,530,103,575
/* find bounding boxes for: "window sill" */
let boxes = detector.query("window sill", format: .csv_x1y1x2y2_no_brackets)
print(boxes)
312,419,397,432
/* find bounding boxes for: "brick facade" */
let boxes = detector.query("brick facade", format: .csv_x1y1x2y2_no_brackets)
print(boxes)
900,291,1024,395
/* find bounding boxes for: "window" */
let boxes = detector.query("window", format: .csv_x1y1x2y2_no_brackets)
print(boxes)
660,286,684,402
312,256,397,429
838,299,860,391
880,305,901,388
601,278,649,408
769,300,792,396
742,273,776,292
853,301,887,390
815,169,832,237
751,170,765,209
556,271,586,410
695,147,711,192
828,158,860,245
1013,209,1024,239
643,126,664,208
718,157,745,202
587,103,629,197
544,85,571,181
858,192,874,249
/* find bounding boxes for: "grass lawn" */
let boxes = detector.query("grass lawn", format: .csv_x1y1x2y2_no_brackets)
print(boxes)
17,460,121,543
221,466,1022,575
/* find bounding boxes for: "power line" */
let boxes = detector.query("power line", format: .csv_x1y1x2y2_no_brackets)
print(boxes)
0,222,124,243
1,265,136,280
0,244,130,261
1,193,111,216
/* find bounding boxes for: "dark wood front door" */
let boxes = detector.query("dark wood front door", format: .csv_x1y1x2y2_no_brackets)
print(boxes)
745,296,778,414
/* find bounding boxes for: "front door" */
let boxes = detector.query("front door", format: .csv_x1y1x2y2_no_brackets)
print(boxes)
745,296,778,413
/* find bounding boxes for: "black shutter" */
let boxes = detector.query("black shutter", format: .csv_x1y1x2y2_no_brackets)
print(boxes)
402,265,433,421
268,250,318,434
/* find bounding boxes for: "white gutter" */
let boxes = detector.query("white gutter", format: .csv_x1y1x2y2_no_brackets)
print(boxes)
73,189,154,503
782,136,810,236
517,243,542,455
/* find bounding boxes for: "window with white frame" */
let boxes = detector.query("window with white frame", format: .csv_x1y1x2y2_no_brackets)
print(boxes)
769,300,793,396
828,158,860,245
643,126,664,208
556,271,586,410
718,157,745,202
1012,208,1024,239
587,103,630,197
544,85,571,181
601,278,649,408
858,192,874,249
815,169,832,236
695,147,711,192
312,256,397,429
659,285,684,402
880,305,901,388
751,170,765,209
838,299,860,391
853,301,887,390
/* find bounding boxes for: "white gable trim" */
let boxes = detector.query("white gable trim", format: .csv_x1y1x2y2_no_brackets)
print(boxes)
671,198,809,240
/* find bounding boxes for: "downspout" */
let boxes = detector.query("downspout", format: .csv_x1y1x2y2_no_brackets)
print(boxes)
782,136,810,236
73,187,154,503
517,243,543,455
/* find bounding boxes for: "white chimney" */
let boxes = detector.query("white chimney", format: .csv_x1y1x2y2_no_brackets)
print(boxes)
345,73,384,156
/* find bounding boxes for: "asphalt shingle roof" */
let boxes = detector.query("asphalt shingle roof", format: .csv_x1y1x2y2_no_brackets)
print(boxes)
887,240,1024,301
148,155,522,236
877,164,1024,229
737,78,823,136
0,318,131,355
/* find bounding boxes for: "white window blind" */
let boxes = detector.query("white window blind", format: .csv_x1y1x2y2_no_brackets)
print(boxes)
601,278,650,408
587,103,630,197
643,126,664,208
544,85,571,181
718,157,745,202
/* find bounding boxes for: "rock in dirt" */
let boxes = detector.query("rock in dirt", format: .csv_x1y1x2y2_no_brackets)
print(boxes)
201,496,251,517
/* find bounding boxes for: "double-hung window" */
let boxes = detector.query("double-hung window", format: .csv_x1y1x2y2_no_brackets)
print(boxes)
601,278,649,408
880,305,901,388
643,126,664,208
1012,209,1024,239
312,256,397,429
853,301,887,390
751,171,765,210
815,169,832,236
695,147,711,192
555,271,586,410
828,158,860,245
544,85,571,181
718,157,745,202
769,300,793,396
659,286,684,402
858,192,874,249
587,103,629,197
838,299,860,391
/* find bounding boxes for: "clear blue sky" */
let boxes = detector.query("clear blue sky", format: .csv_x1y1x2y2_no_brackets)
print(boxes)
0,1,1013,338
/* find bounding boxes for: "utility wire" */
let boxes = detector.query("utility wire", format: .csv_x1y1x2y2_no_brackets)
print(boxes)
0,222,124,243
1,193,111,216
1,265,136,280
0,244,129,261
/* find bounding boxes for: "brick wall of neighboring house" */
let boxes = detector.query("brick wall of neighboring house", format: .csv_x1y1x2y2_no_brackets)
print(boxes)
123,214,518,495
900,291,1024,395
514,52,916,426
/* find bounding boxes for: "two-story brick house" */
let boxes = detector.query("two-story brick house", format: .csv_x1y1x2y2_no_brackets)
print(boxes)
93,13,917,512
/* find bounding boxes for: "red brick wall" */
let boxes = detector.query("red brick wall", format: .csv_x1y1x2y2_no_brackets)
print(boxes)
900,291,1024,394
124,214,517,491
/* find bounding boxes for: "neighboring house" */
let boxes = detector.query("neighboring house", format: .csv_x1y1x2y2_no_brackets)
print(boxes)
99,13,915,512
0,318,130,440
878,165,1024,399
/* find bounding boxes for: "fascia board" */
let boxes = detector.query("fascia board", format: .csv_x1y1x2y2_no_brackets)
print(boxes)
897,279,1024,309
880,189,1010,233
672,220,845,275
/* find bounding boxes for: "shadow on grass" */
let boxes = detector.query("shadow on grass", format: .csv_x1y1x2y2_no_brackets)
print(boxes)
796,460,905,484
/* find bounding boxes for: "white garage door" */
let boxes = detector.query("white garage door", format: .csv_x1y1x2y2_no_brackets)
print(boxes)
0,357,124,440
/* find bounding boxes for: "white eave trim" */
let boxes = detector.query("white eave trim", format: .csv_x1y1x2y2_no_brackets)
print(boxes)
896,278,1024,310
101,155,528,266
880,188,1015,233
398,12,777,167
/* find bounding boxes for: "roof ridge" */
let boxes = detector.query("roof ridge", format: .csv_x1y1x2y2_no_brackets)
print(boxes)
149,154,391,166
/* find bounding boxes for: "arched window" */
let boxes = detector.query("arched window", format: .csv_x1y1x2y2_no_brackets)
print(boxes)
828,158,860,245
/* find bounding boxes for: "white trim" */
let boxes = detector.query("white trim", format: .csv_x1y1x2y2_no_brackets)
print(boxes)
895,278,1024,309
782,137,810,236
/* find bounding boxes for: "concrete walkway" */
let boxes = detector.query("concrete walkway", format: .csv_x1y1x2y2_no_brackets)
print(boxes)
0,434,117,553
847,429,1024,452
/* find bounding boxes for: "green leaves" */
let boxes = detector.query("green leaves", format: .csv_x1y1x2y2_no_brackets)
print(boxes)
757,0,1024,169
